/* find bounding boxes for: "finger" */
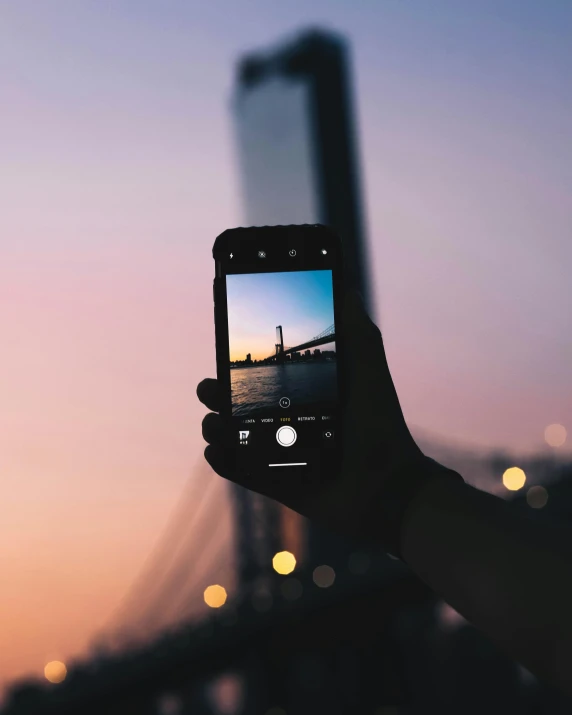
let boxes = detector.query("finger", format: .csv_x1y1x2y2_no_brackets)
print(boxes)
196,378,221,412
201,412,224,445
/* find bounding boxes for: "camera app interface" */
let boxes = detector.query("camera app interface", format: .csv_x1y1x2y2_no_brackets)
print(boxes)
226,269,338,439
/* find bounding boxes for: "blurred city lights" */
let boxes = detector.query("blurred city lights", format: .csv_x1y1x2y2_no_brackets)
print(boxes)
502,466,526,491
157,693,182,715
313,565,336,588
44,661,67,684
526,485,549,509
207,673,244,715
272,550,296,575
544,423,567,447
280,578,303,600
203,584,227,608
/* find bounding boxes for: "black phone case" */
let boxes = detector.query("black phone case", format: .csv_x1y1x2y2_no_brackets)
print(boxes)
212,224,347,482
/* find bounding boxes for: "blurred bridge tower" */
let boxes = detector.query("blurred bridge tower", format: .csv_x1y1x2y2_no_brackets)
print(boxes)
231,27,374,583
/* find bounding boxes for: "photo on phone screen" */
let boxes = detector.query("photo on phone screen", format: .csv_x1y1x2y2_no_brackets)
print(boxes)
226,269,337,417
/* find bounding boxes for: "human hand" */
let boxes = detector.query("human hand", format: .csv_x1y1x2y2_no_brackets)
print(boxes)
198,292,441,552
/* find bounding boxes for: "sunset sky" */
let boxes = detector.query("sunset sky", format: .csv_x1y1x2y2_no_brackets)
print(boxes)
1,0,571,703
227,270,335,361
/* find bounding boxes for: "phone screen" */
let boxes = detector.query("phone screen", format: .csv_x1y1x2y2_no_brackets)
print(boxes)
214,226,343,476
227,269,337,420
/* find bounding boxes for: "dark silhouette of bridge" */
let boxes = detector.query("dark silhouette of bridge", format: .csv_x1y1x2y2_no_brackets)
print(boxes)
262,323,335,363
4,450,572,714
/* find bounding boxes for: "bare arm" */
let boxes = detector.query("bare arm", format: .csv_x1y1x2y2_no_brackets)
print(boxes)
401,475,572,695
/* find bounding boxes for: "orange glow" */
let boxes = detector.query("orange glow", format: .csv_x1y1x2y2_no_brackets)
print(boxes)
502,467,526,491
313,565,336,588
544,423,567,447
44,661,67,684
272,551,296,575
203,585,227,608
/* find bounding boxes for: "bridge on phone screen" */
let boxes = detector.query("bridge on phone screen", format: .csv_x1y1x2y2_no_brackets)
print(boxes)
262,323,335,363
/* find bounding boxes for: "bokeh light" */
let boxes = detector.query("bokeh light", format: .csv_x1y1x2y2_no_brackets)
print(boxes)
526,485,549,509
544,423,567,447
203,584,227,608
157,693,182,715
313,565,336,588
44,661,67,684
272,550,296,575
502,466,526,491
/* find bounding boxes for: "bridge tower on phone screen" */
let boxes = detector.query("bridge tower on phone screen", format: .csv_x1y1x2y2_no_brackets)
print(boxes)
231,28,374,586
275,325,285,361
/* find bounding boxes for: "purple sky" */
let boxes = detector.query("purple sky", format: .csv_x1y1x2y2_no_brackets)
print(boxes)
1,0,571,697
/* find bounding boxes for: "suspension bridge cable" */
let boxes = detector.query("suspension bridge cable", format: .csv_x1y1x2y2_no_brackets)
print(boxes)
151,491,234,628
135,479,232,634
99,461,215,637
158,535,235,632
121,472,222,634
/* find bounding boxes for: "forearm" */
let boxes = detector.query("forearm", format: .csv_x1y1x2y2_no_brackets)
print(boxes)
400,475,572,695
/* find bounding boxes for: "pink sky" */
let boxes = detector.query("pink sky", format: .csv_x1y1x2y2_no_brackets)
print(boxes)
1,0,571,703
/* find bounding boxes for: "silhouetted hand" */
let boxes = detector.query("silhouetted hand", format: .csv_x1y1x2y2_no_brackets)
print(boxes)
198,292,437,549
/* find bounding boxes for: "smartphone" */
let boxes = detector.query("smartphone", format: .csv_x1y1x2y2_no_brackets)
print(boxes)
213,224,346,482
